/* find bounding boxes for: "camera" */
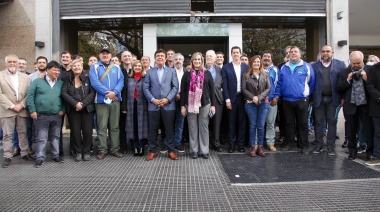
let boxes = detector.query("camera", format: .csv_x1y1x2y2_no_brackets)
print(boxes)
352,69,362,80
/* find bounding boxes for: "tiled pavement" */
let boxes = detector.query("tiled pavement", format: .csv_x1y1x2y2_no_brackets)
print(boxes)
1,112,380,211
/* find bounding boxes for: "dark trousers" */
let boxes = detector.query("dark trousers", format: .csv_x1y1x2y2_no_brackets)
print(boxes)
345,107,373,154
371,117,380,158
148,109,175,153
119,109,128,151
282,99,309,148
228,94,246,147
313,96,337,149
67,109,94,155
210,102,223,148
278,99,286,137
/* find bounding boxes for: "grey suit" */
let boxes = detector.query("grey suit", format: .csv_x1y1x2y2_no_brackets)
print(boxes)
207,65,224,149
143,66,179,153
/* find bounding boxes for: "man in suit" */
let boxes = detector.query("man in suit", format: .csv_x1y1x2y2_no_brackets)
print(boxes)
1,54,34,168
143,49,179,161
222,46,249,153
337,51,373,160
205,50,224,152
311,45,346,156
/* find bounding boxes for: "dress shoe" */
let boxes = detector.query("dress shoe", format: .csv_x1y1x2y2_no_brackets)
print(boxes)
238,146,245,152
52,157,64,163
192,152,198,159
228,147,235,153
257,145,266,157
202,153,209,159
302,148,309,156
267,144,276,152
146,152,157,161
168,152,178,160
2,158,11,168
134,148,139,156
13,149,20,157
21,154,35,161
34,160,43,168
27,148,35,154
75,153,82,162
97,152,106,160
249,146,257,157
139,147,145,156
313,146,323,154
83,154,91,161
348,152,357,160
112,151,123,158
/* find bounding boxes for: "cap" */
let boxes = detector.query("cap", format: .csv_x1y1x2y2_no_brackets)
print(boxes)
99,40,111,53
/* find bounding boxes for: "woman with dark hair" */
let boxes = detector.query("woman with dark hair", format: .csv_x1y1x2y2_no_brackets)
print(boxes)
62,59,95,161
122,60,148,156
180,52,216,159
242,55,271,157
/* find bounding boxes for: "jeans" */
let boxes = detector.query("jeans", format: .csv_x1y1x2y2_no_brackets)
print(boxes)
174,105,184,146
245,102,270,146
265,104,277,145
35,114,62,161
313,96,337,149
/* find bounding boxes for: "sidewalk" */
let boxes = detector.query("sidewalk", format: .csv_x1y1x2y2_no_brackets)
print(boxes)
1,111,380,211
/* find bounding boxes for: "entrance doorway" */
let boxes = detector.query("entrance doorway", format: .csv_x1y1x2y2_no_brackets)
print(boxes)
157,36,229,65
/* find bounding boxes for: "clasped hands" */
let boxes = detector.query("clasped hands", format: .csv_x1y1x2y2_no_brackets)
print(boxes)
153,98,169,108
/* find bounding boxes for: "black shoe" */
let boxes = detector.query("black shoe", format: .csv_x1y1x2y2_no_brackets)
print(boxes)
192,152,198,159
52,157,64,163
302,148,309,156
348,152,357,160
313,146,323,154
134,148,139,156
34,160,43,168
139,147,145,156
311,140,317,145
327,148,336,156
175,144,185,153
21,154,36,161
342,140,348,148
238,146,245,152
202,154,209,159
2,158,11,168
212,145,222,152
228,147,235,153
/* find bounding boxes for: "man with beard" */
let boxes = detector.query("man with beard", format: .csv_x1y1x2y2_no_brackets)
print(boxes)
29,56,48,82
1,55,34,168
172,53,185,152
59,51,73,81
337,51,373,160
90,41,124,159
262,51,279,152
311,45,346,156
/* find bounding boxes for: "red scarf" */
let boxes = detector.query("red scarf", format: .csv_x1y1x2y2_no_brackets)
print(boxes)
134,72,142,99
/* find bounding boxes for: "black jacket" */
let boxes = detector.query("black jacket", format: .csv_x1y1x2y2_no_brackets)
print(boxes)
180,70,216,107
61,73,95,113
365,62,380,117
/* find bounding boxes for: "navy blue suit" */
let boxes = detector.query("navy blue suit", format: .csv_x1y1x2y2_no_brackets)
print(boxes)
222,62,249,148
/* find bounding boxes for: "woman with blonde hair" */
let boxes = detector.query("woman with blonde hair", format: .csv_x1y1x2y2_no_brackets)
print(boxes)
180,52,216,159
62,59,95,161
242,55,271,157
122,60,148,156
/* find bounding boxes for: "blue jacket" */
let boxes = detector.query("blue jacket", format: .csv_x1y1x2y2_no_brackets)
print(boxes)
311,59,346,108
265,65,278,101
89,61,124,104
275,60,315,102
221,62,249,104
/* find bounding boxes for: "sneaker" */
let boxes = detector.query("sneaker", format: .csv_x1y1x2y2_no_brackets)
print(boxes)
342,140,348,148
75,153,82,162
267,144,276,152
357,146,365,154
313,146,322,154
52,157,64,163
83,154,91,161
175,144,185,153
34,160,43,168
327,148,336,156
365,158,380,166
160,149,168,154
2,158,11,168
308,129,314,135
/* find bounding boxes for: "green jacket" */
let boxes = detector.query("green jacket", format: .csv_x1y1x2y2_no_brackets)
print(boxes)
26,77,65,115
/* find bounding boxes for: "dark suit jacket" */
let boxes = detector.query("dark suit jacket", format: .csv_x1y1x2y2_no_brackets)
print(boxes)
337,66,370,115
206,65,224,105
221,62,249,104
311,59,346,108
365,62,380,117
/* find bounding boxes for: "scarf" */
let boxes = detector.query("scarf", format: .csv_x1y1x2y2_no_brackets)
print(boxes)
350,77,367,106
187,68,204,114
134,72,142,99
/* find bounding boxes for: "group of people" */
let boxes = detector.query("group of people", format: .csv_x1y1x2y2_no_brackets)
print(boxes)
2,42,380,168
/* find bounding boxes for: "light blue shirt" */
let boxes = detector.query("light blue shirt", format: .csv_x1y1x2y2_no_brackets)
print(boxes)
290,61,301,74
206,65,216,81
157,66,164,84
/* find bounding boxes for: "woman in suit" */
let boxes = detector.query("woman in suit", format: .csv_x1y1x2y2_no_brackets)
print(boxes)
242,55,270,157
181,52,216,159
62,59,95,161
122,60,148,156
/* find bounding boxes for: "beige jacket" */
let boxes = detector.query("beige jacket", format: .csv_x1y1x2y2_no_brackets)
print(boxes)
0,70,30,118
